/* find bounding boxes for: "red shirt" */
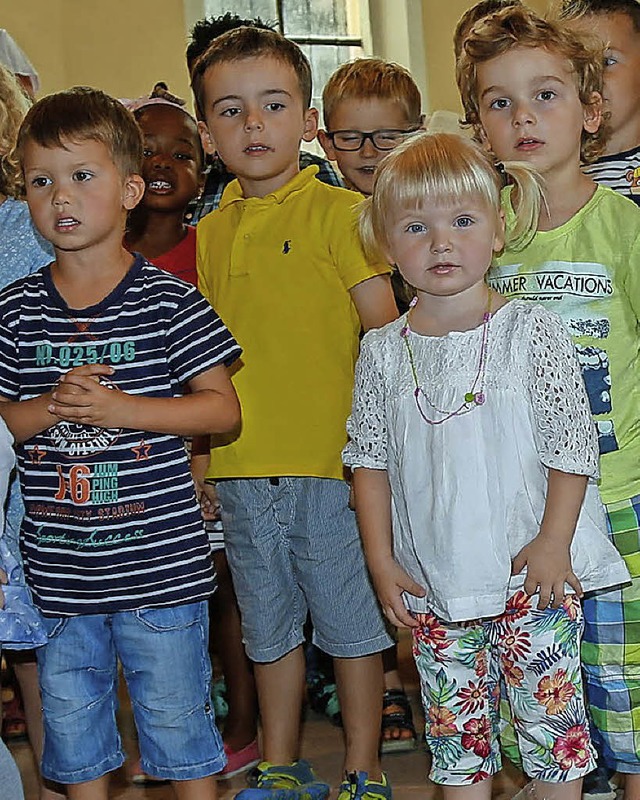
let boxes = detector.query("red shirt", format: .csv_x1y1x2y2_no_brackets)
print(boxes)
151,226,197,286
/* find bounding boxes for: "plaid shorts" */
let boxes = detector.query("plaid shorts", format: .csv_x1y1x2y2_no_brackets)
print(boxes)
582,494,640,773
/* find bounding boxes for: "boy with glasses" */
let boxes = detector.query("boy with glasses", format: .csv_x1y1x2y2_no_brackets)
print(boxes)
318,58,423,199
318,57,423,746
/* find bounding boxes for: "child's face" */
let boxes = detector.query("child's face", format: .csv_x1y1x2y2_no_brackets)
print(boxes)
585,12,640,154
475,46,601,179
22,138,143,255
386,198,504,300
137,105,203,213
319,98,420,196
198,56,318,198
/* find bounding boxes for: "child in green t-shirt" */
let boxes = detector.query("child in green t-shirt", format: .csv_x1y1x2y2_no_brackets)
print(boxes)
457,5,640,795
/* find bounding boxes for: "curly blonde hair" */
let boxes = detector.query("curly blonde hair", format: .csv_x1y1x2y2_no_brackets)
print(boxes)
456,5,608,163
0,64,30,197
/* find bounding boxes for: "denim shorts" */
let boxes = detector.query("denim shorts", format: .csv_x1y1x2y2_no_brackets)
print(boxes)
216,477,392,662
37,601,225,784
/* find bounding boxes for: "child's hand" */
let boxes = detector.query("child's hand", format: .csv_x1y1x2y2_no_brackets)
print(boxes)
48,364,127,427
512,533,583,609
190,450,218,520
368,556,425,629
198,482,220,522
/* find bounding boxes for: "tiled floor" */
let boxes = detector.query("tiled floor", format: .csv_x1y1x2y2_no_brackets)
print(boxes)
9,631,524,800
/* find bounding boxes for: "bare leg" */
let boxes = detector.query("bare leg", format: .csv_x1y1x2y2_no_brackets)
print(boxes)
172,776,217,800
210,550,258,750
532,778,582,800
624,773,640,800
334,653,383,779
442,778,492,800
65,775,109,800
254,646,305,764
12,660,65,800
382,646,402,691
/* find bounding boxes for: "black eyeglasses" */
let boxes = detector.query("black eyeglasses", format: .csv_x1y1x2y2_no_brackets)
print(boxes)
326,128,421,152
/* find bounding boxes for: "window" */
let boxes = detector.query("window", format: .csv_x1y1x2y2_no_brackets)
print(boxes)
202,1,367,115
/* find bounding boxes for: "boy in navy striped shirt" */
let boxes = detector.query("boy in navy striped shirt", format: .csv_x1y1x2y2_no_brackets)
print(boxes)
0,87,240,800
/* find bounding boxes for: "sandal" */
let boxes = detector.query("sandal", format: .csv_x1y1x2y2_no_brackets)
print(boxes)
380,688,418,754
1,685,28,742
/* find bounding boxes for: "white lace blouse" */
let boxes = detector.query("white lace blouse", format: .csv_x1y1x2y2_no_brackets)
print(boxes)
343,300,629,622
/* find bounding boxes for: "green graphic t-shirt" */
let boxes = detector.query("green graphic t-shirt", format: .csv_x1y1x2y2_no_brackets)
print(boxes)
492,185,640,506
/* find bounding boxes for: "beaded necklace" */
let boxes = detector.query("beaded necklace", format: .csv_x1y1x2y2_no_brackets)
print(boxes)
400,291,492,425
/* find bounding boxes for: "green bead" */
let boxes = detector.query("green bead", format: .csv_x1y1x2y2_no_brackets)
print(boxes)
464,392,474,403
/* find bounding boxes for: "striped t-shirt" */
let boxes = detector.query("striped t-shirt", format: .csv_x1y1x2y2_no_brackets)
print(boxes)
583,144,640,207
0,256,241,616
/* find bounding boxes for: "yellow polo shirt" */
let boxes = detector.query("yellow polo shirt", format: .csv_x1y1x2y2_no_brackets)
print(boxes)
197,166,390,480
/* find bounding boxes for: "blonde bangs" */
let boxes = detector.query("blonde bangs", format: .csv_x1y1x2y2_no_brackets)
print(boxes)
361,133,501,258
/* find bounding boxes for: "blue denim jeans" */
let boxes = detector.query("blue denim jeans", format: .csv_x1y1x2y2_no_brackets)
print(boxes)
37,601,225,784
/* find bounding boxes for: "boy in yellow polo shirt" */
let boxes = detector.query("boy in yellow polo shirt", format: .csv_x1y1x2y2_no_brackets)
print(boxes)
191,26,399,800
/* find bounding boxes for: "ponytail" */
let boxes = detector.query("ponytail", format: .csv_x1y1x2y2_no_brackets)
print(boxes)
499,160,545,251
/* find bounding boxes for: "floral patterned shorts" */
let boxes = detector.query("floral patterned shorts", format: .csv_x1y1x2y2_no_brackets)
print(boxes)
412,590,596,785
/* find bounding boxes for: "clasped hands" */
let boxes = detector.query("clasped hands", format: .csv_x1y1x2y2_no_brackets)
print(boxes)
48,363,126,428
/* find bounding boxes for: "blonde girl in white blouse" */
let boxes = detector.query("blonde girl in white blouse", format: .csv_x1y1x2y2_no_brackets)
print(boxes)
343,133,628,800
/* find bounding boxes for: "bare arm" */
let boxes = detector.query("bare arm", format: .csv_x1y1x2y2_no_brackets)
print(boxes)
0,392,62,444
512,468,588,608
0,363,114,443
349,274,398,332
352,467,425,628
47,362,240,438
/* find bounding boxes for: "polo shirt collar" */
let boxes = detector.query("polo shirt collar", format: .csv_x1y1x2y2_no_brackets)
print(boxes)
219,165,320,210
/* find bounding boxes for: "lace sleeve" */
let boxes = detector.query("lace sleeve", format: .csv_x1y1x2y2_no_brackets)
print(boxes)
527,306,599,477
342,333,388,470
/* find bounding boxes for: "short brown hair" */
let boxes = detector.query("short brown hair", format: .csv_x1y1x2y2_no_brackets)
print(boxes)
322,58,422,128
16,87,142,177
456,5,608,162
191,27,312,120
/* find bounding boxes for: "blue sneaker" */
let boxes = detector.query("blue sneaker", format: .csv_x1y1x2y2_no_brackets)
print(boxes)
337,771,392,800
234,760,330,800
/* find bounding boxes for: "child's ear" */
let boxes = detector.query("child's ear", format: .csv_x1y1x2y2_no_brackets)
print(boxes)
198,121,217,156
317,129,337,161
302,107,319,143
583,91,603,134
123,173,146,211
